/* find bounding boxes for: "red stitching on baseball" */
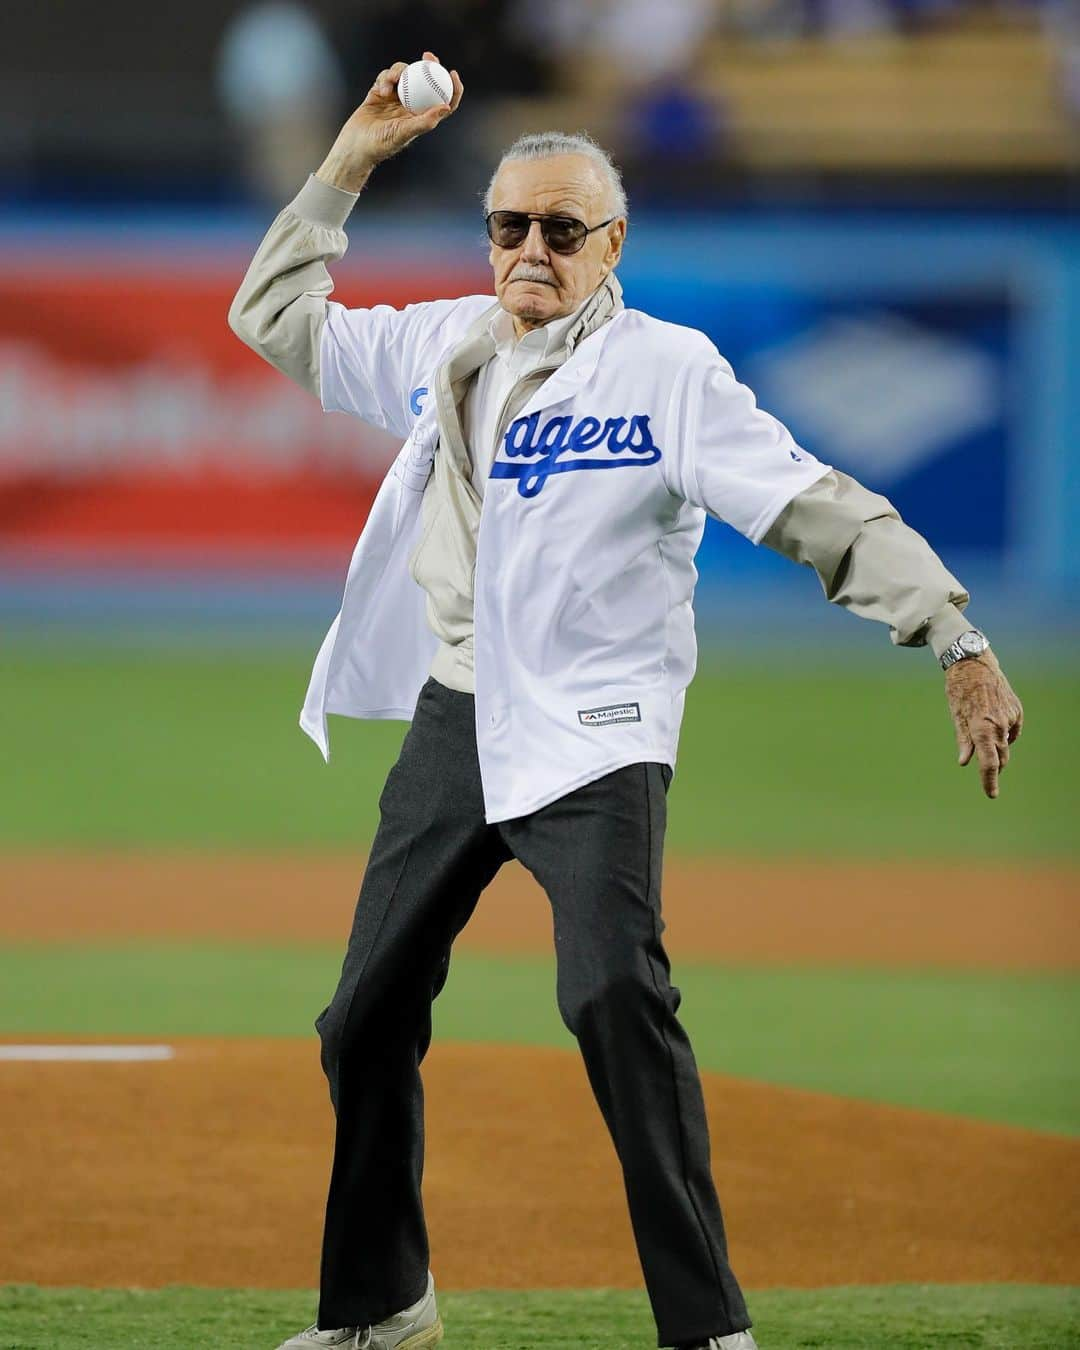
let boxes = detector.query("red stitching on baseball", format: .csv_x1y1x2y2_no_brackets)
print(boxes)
402,62,447,111
421,64,445,103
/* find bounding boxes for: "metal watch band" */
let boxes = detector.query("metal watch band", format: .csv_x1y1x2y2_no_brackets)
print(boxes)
939,629,989,671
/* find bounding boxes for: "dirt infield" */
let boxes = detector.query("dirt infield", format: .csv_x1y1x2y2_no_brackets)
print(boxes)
2,854,1077,1296
3,851,1078,968
0,1037,1076,1291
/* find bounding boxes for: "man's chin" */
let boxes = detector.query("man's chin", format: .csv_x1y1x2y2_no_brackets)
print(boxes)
506,292,558,320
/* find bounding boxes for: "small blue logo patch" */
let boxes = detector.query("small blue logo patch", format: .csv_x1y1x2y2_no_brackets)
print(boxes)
491,411,662,498
409,386,429,415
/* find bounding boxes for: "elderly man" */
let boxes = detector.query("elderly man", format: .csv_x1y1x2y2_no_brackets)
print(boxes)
229,52,1022,1350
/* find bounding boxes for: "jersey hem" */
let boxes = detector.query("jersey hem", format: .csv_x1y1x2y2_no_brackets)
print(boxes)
326,704,418,722
482,750,675,825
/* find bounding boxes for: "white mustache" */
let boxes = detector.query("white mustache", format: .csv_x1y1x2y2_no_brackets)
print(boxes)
509,265,556,285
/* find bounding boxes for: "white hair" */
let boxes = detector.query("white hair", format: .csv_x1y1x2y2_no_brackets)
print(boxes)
483,131,629,220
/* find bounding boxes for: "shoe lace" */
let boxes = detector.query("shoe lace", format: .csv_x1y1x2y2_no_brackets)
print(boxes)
299,1329,361,1346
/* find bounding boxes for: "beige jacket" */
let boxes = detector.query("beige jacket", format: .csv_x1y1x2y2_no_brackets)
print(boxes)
229,174,975,682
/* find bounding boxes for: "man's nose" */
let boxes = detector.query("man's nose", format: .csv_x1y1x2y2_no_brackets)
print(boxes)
520,219,549,263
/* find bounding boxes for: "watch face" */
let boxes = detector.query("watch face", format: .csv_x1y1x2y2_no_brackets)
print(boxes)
958,631,987,655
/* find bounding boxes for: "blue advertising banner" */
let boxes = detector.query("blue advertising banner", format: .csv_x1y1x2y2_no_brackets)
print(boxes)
615,213,1079,606
0,207,1076,635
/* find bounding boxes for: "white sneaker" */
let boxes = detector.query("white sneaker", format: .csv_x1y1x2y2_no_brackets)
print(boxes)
683,1334,758,1350
276,1332,359,1349
275,1273,443,1350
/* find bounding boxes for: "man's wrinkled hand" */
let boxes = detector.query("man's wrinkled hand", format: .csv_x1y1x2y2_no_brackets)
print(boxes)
945,649,1023,799
316,50,464,192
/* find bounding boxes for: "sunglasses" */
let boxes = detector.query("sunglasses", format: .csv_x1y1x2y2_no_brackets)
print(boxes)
485,210,617,256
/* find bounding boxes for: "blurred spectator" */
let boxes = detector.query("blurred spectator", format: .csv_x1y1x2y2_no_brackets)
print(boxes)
816,0,899,39
510,0,716,82
590,0,717,85
508,0,725,195
627,81,728,186
217,1,344,203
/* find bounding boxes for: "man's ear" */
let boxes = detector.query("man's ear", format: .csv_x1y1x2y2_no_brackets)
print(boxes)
605,218,627,271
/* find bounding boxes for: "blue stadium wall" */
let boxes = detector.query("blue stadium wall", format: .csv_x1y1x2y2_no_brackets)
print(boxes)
1,206,1077,647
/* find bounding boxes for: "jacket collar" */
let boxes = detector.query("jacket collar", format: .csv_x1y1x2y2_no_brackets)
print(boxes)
434,273,625,468
565,270,623,357
522,271,624,416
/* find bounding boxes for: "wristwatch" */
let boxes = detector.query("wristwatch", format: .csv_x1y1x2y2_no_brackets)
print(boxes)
939,629,990,671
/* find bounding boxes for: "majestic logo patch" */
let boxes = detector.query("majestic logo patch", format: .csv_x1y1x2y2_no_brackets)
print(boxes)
491,411,662,498
578,702,642,727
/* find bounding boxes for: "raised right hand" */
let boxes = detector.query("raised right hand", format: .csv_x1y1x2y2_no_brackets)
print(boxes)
316,51,464,192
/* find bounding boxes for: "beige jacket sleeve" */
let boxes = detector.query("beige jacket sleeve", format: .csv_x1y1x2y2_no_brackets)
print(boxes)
227,174,360,401
762,469,974,659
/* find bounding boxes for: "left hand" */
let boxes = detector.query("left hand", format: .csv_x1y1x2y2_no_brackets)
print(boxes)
944,649,1023,799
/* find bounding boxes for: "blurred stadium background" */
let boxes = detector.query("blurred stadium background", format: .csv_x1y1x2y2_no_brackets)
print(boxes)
1,2,1078,1347
2,0,1079,642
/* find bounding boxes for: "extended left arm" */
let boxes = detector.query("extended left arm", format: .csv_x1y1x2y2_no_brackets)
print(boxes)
764,470,1023,798
666,349,1024,798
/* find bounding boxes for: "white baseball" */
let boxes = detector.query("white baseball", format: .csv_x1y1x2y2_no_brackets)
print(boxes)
397,59,454,114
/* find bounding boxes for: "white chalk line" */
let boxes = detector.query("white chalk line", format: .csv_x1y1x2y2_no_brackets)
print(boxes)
0,1044,175,1062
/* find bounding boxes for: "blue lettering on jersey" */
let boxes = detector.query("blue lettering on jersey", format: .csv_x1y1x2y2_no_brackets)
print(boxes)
491,411,662,498
409,386,429,415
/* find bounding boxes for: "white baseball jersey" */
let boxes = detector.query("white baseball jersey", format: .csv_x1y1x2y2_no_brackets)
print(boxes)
301,295,830,823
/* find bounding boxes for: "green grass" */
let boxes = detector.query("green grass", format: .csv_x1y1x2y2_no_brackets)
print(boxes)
0,646,1076,857
434,957,1080,1136
0,1284,1076,1348
1,945,1075,1134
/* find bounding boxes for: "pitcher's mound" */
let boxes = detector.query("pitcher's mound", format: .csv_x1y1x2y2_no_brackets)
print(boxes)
0,1037,1075,1289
